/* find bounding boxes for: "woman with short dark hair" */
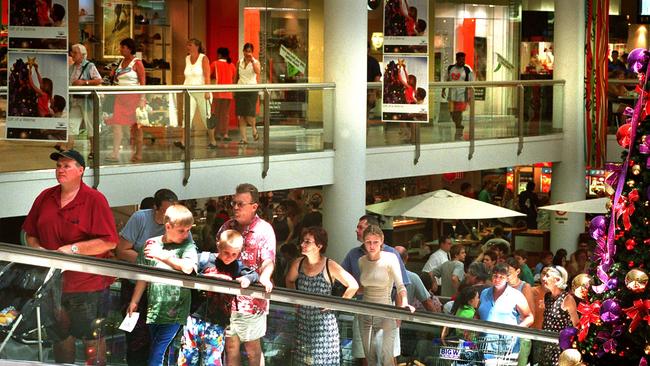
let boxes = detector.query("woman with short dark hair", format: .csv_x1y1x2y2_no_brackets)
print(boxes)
235,43,260,144
286,227,358,366
105,37,145,163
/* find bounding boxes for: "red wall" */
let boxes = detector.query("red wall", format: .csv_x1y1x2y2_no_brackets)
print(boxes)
206,1,239,63
457,18,476,69
2,0,7,25
205,1,240,129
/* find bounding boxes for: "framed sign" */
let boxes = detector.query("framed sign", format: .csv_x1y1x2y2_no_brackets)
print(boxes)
102,0,132,59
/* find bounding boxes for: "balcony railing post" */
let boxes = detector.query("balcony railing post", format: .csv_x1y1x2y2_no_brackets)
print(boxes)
92,91,100,189
413,123,420,165
262,89,271,178
183,90,191,186
468,96,476,160
517,84,525,155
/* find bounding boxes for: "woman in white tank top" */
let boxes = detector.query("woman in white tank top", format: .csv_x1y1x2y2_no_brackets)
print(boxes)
175,38,211,150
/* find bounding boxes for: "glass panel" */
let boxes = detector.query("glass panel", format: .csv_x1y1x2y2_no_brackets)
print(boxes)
368,82,564,147
0,248,558,365
0,261,125,364
98,91,185,165
0,84,332,173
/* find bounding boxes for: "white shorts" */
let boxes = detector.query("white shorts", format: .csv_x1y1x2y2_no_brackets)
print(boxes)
351,314,400,359
226,312,267,342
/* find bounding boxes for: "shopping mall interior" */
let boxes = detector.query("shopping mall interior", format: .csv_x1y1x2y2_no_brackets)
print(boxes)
0,0,642,364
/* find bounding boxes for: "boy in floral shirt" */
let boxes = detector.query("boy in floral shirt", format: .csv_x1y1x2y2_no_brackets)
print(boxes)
178,230,258,366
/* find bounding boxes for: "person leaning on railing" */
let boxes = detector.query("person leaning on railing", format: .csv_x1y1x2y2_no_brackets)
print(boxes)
286,226,358,366
22,150,118,365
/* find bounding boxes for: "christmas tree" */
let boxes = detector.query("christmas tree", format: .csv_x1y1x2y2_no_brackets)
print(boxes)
568,48,650,365
8,58,38,117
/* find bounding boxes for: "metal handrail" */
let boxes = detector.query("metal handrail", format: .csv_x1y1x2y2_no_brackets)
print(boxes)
368,80,566,89
0,243,558,344
608,79,639,84
68,82,336,94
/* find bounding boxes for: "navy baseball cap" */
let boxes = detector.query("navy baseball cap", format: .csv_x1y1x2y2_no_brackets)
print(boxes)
50,149,86,168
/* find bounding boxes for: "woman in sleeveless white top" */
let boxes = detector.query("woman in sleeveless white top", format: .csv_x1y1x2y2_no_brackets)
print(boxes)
175,39,211,149
106,38,146,162
235,43,261,144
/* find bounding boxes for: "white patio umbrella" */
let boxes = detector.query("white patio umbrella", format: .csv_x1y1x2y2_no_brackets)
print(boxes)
365,189,525,219
539,197,609,214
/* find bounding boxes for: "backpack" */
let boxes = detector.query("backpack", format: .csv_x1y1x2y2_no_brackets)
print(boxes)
447,64,472,81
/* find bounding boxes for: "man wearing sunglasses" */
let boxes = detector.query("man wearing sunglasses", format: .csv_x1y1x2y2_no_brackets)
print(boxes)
217,183,275,366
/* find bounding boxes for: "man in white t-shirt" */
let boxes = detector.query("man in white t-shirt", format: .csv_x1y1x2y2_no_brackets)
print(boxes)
442,52,474,140
422,236,452,287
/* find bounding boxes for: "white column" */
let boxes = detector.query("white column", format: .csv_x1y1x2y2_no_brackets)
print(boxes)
322,0,368,262
550,0,586,253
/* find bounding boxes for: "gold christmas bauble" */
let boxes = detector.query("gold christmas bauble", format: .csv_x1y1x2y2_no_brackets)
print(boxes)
632,165,641,175
625,268,649,293
627,180,636,187
645,344,650,355
571,274,592,299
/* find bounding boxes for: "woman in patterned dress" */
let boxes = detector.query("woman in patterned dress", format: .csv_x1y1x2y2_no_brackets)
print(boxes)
540,266,579,366
286,226,358,365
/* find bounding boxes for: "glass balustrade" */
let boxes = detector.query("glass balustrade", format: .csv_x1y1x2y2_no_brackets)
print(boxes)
367,81,565,147
0,243,558,365
0,84,334,174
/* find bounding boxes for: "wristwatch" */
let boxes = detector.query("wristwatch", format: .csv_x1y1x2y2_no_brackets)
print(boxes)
71,244,79,254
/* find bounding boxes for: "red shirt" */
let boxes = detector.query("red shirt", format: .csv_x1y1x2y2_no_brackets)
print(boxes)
211,60,236,100
37,94,50,117
405,85,416,104
23,182,118,293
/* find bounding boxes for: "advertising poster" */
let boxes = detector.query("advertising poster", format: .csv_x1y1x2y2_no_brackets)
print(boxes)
103,0,132,58
79,0,95,23
5,52,68,141
383,0,428,54
1,25,6,86
382,55,428,122
8,0,67,44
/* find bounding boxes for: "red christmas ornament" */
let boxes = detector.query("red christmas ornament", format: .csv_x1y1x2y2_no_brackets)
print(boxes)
617,123,632,148
630,261,636,267
627,239,637,250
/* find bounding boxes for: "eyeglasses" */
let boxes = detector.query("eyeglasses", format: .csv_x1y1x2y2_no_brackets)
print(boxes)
301,239,316,245
230,201,256,208
492,273,508,280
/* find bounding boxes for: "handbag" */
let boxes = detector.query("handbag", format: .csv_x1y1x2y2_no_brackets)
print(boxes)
206,100,218,129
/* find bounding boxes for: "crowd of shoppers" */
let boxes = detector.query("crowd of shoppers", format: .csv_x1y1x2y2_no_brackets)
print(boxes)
68,38,263,165
21,155,592,365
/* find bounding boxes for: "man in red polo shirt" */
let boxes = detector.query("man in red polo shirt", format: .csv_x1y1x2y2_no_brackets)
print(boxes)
23,149,118,365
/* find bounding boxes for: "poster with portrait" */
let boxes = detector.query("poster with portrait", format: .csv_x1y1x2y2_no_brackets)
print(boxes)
5,52,69,141
382,55,429,122
79,0,95,23
8,0,67,44
383,0,428,54
103,0,132,59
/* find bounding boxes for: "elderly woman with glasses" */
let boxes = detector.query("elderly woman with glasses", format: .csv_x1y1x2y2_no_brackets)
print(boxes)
286,226,358,366
539,266,579,366
478,263,533,361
